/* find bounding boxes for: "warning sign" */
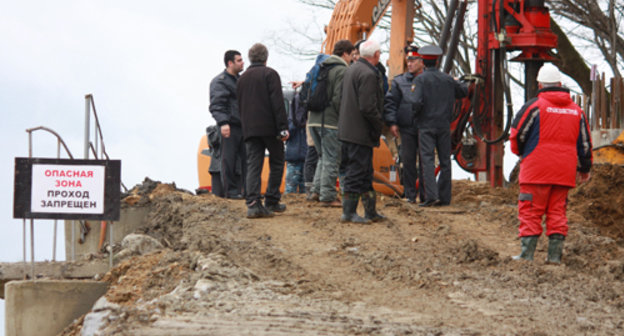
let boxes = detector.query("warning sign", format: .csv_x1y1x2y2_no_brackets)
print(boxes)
14,158,121,220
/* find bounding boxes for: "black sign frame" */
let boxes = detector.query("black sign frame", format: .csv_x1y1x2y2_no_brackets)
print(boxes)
13,158,121,220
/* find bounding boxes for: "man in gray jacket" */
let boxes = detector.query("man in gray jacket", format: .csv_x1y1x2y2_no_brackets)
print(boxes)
308,39,354,207
338,39,386,223
209,50,245,199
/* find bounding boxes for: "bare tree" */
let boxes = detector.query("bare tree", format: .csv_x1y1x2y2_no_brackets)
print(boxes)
277,0,620,94
549,0,623,77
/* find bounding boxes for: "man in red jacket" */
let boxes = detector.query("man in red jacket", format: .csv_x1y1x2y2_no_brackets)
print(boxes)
509,63,592,263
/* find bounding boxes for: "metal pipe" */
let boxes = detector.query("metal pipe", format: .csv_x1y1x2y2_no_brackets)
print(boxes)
30,219,34,280
438,0,459,53
84,94,91,159
23,219,26,279
443,0,467,74
109,222,113,269
72,220,75,261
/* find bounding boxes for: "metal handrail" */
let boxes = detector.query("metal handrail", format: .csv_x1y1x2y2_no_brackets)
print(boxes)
23,126,76,279
85,94,127,192
26,126,75,159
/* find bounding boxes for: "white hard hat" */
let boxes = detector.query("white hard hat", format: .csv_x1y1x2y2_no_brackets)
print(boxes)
537,63,561,83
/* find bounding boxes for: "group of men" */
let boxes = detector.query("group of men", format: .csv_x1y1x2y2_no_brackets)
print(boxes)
208,39,469,222
208,40,593,264
209,43,289,218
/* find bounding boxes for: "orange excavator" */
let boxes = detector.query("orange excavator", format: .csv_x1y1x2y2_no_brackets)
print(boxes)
198,0,567,195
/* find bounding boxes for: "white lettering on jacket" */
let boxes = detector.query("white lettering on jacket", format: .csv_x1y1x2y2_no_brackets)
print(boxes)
545,107,578,116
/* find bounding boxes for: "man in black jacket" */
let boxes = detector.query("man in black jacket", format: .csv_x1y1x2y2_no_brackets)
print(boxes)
338,39,386,224
209,50,245,199
237,43,290,218
384,45,424,203
411,45,468,207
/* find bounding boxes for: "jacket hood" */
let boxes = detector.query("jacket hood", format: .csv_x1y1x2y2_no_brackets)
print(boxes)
322,54,348,66
537,87,572,106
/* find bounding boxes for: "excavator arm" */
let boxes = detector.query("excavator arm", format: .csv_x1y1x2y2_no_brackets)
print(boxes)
322,0,416,79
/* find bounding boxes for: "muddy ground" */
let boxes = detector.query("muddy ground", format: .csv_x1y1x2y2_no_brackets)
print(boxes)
62,164,624,335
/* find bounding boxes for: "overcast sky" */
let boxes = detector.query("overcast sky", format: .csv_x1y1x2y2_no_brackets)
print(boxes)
1,0,607,332
0,1,333,331
1,0,333,260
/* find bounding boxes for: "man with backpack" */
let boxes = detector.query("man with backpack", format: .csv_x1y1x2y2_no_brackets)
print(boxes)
307,40,355,207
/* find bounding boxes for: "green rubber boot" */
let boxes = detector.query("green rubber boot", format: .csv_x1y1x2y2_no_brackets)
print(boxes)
512,235,539,261
361,191,386,222
547,234,565,264
340,193,370,224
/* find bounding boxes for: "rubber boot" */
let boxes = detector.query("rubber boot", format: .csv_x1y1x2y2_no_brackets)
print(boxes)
512,235,539,261
340,193,370,224
361,191,386,222
547,234,565,264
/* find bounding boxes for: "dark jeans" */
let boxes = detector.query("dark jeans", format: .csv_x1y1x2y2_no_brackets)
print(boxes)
304,145,318,183
418,127,452,204
341,141,373,194
221,125,246,197
245,136,285,206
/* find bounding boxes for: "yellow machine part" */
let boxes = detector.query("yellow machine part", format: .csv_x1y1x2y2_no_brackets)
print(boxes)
593,130,624,165
197,134,286,194
197,134,404,197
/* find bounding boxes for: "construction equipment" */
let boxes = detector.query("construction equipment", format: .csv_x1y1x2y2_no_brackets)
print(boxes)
197,0,562,194
593,131,624,165
324,0,559,188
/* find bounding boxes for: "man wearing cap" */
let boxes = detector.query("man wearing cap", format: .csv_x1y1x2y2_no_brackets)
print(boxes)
384,45,425,203
509,63,592,263
338,39,386,223
411,44,468,207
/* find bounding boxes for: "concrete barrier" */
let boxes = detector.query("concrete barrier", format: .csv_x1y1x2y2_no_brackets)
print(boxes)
5,280,108,336
64,206,149,260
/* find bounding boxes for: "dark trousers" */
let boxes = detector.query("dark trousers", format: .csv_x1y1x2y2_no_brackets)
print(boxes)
341,141,373,194
304,145,318,183
210,172,224,197
221,125,246,198
400,130,419,200
418,127,452,204
245,136,284,206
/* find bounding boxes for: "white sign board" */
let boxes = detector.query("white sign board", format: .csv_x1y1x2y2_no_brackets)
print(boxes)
30,164,106,214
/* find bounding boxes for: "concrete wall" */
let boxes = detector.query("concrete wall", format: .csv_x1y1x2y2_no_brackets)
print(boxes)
5,280,108,336
64,206,149,261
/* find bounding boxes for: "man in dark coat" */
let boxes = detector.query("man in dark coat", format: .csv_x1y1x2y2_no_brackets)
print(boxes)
209,50,246,199
384,45,424,203
411,44,468,207
237,43,289,218
338,39,386,224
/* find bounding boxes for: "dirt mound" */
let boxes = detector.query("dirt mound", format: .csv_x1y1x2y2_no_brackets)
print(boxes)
570,164,624,238
61,174,624,335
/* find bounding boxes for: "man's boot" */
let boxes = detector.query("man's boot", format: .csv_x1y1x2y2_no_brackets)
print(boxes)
512,235,539,261
547,234,565,264
265,200,286,213
361,191,386,222
247,201,274,219
340,193,370,224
